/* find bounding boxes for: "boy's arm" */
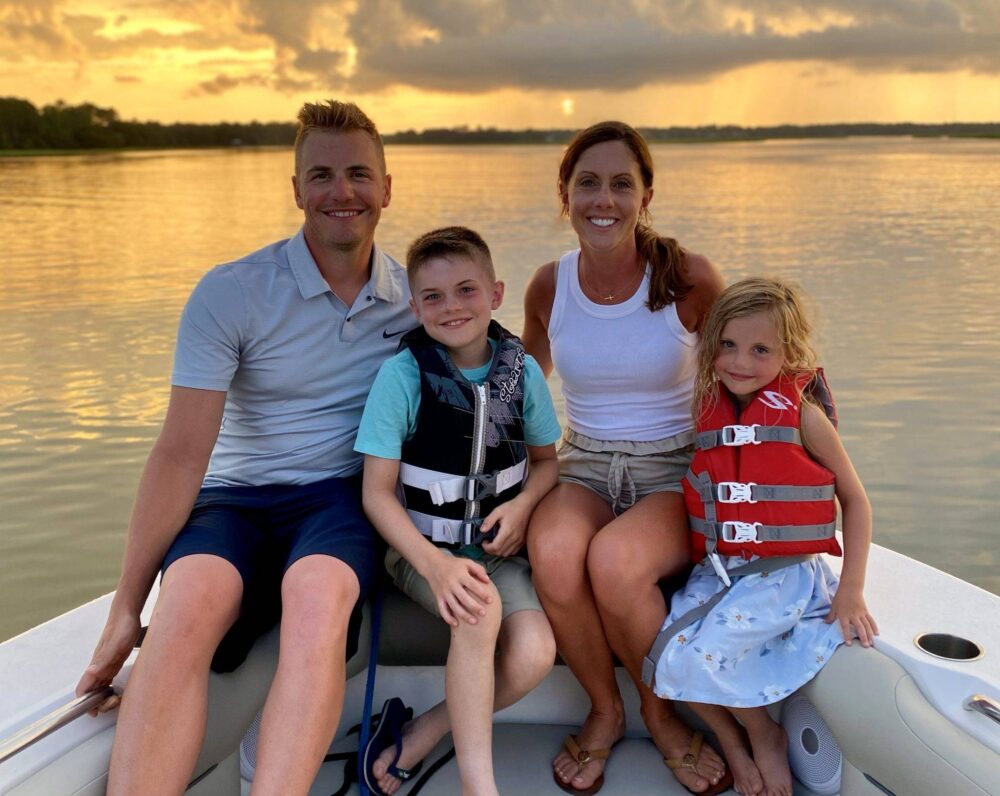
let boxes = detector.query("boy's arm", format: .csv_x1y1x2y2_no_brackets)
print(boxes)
481,442,558,558
362,455,494,627
800,401,878,647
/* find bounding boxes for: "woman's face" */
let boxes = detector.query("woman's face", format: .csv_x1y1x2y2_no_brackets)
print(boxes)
563,139,652,254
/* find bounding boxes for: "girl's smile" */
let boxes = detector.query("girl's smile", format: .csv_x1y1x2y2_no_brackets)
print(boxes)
714,311,786,406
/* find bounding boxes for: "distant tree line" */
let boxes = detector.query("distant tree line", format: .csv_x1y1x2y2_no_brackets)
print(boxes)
1,97,998,152
0,97,294,150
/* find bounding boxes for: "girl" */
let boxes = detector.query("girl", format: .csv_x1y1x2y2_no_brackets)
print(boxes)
647,277,878,796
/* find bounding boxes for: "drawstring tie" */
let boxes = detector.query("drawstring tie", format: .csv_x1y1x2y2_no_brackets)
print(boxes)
608,451,637,515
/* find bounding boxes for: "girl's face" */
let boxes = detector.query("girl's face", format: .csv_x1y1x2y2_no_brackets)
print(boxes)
714,311,786,406
563,140,652,254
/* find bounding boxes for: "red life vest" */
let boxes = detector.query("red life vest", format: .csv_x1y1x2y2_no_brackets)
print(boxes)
684,373,843,562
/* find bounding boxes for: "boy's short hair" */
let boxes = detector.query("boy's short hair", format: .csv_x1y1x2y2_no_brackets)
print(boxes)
406,226,497,288
294,100,385,174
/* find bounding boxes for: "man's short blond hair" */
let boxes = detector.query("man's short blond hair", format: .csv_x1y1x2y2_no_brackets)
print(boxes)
294,100,385,174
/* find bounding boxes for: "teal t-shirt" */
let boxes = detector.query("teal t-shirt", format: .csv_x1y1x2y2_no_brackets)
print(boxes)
355,344,561,459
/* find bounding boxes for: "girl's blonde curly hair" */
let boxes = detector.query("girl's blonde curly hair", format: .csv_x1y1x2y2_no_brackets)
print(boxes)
694,277,818,416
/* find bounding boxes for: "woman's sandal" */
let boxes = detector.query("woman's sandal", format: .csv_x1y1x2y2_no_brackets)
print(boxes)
552,733,612,796
664,731,735,795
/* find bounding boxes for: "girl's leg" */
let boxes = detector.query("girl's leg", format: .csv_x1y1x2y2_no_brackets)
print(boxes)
587,491,729,793
687,703,764,796
730,707,792,796
528,483,624,792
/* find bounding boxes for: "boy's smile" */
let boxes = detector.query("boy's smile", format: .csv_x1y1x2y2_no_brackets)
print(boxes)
409,255,504,370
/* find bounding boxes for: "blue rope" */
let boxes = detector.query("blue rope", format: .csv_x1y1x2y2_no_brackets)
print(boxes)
356,579,384,796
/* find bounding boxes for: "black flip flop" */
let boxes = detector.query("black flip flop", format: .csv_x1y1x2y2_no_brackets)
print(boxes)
362,697,424,795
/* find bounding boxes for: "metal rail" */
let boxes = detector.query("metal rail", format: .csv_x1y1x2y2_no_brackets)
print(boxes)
965,694,1000,727
0,687,116,764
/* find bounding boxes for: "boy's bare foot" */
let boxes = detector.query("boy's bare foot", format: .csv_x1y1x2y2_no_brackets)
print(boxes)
552,704,625,793
650,714,728,793
372,711,446,795
747,721,791,796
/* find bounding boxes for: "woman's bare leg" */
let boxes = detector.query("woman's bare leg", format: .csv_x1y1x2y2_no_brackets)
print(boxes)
588,492,729,793
528,483,624,792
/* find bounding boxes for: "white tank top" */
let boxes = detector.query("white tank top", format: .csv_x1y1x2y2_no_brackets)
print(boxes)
549,249,697,442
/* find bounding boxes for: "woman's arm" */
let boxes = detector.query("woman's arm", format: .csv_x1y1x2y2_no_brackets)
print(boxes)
677,252,725,333
522,261,557,376
801,401,878,647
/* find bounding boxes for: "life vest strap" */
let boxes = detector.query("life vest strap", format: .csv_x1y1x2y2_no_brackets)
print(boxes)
686,471,835,504
696,424,801,449
407,510,497,547
642,554,812,689
690,515,837,544
400,459,527,506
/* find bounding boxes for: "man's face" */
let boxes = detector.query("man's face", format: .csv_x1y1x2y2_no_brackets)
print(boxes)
292,130,391,255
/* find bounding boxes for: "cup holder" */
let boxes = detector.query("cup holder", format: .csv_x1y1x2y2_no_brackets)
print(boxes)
914,633,983,661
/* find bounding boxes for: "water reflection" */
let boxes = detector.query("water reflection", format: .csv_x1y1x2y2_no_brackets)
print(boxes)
1,138,998,641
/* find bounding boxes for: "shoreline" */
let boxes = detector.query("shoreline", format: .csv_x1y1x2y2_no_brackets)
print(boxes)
3,131,999,158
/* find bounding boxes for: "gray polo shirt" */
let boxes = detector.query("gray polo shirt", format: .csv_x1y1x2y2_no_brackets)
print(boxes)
172,228,414,486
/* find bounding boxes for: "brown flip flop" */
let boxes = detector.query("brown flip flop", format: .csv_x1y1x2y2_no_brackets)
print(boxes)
664,731,734,795
553,733,612,795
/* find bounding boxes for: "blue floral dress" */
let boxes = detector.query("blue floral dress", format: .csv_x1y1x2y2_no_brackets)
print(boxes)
651,554,845,707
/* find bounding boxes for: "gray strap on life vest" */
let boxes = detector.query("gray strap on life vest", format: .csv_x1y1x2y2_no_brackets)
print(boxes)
407,510,494,546
399,459,527,506
696,424,801,450
641,554,812,689
690,516,838,543
685,471,835,505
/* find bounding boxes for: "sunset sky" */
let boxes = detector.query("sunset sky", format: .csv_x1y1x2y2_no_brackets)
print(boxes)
2,0,998,131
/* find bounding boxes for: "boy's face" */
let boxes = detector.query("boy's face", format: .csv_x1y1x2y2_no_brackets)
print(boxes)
409,255,504,363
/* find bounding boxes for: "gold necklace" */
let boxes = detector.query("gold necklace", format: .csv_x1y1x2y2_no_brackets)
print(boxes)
580,262,643,303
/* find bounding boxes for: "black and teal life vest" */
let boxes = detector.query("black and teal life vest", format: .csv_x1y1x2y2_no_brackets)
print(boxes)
398,321,528,547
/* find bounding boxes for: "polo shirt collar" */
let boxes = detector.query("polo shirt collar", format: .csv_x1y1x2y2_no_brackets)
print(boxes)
287,228,403,303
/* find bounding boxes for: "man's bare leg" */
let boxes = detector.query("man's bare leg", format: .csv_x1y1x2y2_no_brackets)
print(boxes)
250,555,360,796
107,555,242,796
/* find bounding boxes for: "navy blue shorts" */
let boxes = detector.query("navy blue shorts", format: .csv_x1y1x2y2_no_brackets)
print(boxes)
161,473,378,672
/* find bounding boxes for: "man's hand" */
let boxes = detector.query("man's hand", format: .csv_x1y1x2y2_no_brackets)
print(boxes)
75,610,142,714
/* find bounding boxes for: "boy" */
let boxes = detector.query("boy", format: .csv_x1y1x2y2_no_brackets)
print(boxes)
356,226,560,796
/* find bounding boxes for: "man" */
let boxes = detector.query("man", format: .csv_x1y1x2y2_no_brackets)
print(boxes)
75,100,414,795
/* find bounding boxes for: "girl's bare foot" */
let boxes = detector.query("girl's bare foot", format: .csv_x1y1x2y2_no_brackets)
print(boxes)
747,721,792,796
552,704,625,792
719,740,764,795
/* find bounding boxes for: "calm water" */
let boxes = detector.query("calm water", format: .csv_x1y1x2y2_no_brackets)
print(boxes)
1,138,998,642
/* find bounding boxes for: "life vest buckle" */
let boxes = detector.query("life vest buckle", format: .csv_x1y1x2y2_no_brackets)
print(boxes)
464,472,499,502
716,481,757,504
721,424,762,446
720,521,762,543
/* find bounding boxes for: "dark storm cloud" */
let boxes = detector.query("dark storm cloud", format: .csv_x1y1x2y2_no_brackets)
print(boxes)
3,0,998,95
339,0,1000,93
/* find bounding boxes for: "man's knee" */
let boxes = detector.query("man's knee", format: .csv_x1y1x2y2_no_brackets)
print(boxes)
281,555,361,639
151,555,243,649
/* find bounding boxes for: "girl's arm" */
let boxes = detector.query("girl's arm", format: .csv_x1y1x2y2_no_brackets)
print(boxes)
800,401,879,647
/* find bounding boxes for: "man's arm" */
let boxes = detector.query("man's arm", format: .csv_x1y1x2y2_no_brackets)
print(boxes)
76,386,226,705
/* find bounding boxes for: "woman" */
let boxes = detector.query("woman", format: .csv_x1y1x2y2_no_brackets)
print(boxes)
523,121,733,796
